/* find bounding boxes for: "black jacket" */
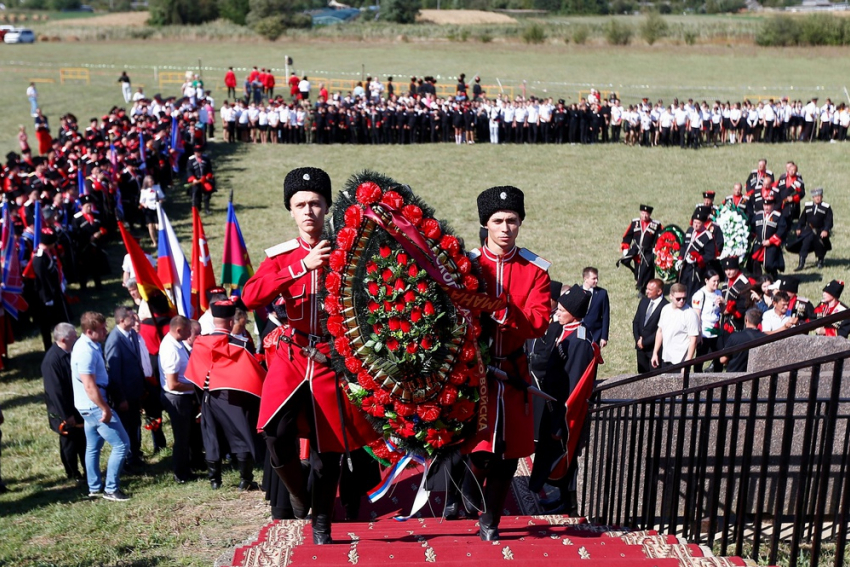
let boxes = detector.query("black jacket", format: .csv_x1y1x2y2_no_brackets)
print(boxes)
41,343,81,433
632,297,669,353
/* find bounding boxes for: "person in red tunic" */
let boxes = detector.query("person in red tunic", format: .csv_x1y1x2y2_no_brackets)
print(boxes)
814,280,850,338
462,185,551,541
242,167,377,545
224,67,237,100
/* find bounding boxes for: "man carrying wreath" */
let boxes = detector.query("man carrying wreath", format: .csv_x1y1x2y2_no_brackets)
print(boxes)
242,167,377,545
463,186,551,541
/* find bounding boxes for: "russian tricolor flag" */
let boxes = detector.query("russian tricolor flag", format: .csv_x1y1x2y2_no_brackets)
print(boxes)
156,203,193,318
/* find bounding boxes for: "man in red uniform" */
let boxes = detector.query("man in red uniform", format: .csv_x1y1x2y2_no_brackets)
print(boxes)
242,167,376,545
224,67,237,100
814,280,850,338
463,185,551,541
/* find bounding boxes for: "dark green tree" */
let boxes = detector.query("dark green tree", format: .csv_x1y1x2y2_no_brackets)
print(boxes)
218,0,251,24
149,0,218,25
379,0,422,24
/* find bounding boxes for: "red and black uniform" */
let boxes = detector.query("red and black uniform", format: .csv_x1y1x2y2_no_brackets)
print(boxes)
776,172,805,222
620,217,662,292
720,271,755,333
186,153,215,213
814,301,850,338
749,209,786,277
679,226,716,300
73,209,109,290
723,193,750,214
745,167,774,195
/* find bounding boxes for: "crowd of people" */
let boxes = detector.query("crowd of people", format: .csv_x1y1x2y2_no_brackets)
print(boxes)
211,68,850,147
619,158,844,374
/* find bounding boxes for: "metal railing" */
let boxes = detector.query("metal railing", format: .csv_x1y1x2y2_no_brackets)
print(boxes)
581,309,850,567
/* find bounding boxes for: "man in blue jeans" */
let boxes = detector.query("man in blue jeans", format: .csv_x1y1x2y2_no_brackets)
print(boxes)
71,311,131,502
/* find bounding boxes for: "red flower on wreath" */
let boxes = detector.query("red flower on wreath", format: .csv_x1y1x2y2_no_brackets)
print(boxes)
410,308,422,323
426,428,452,448
325,296,341,315
381,190,404,210
382,268,394,283
386,337,400,351
400,320,412,333
327,316,345,337
408,264,419,278
367,300,380,313
446,398,475,421
362,396,385,417
373,388,391,405
388,317,401,331
448,369,467,386
417,281,428,293
368,282,380,296
345,356,363,374
403,290,416,303
455,256,471,274
402,204,423,226
370,439,392,459
358,371,378,391
423,301,436,316
397,252,409,266
438,385,458,406
379,245,392,259
335,337,352,357
366,261,378,274
440,235,460,256
336,227,357,251
329,250,348,272
394,400,416,417
417,403,441,422
463,274,479,292
356,181,382,204
460,344,476,362
344,205,363,228
421,335,434,350
326,272,342,294
390,416,417,438
421,218,442,240
406,343,418,354
394,279,405,292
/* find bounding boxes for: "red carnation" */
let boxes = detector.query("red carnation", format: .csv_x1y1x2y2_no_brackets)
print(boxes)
402,204,423,226
396,252,409,266
385,284,393,296
423,301,436,317
400,320,412,333
361,396,385,417
394,401,416,417
326,272,342,294
460,344,476,362
410,308,422,323
370,439,391,459
472,320,482,338
383,300,393,311
417,403,441,422
337,227,357,251
367,300,380,313
440,235,460,256
421,219,442,240
382,268,394,283
368,282,380,297
366,261,378,274
358,371,378,391
327,315,346,337
425,428,452,448
329,250,348,273
388,317,401,332
448,369,466,385
325,296,341,315
455,256,471,275
408,264,419,278
421,335,434,350
403,290,416,303
381,190,404,210
467,369,481,387
344,205,363,228
394,279,406,292
373,388,391,405
447,398,475,422
386,338,399,351
417,281,428,293
345,356,363,374
379,246,392,259
406,343,418,354
373,323,383,334
463,274,479,291
438,386,458,406
335,337,352,357
394,302,405,313
356,181,382,204
390,416,416,438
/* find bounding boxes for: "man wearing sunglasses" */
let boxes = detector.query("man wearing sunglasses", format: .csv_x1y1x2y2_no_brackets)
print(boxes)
651,283,700,369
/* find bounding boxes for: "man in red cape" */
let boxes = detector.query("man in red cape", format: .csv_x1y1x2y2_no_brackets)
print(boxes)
463,185,551,541
242,167,377,545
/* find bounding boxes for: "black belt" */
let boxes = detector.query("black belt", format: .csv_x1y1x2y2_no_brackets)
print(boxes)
286,327,331,347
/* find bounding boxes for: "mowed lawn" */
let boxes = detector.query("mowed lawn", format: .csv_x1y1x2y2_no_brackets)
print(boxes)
2,40,850,566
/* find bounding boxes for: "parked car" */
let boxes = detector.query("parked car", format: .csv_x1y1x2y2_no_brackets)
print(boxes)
4,28,35,44
0,24,14,42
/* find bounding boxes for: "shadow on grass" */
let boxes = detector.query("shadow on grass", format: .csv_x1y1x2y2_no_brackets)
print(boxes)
1,391,45,411
0,479,89,517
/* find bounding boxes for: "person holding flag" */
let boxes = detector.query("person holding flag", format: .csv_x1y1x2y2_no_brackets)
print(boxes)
73,195,109,291
242,167,377,545
156,204,193,319
187,146,215,215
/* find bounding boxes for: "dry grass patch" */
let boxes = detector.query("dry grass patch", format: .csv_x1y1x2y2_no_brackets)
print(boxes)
47,11,149,27
417,9,516,25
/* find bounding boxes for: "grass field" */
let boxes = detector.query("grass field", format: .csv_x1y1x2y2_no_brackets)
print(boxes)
2,41,850,566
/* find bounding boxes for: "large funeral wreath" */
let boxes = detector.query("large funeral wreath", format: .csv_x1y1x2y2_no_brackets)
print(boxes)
322,171,489,461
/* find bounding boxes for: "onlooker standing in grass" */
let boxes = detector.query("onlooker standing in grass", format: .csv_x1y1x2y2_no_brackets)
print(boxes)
26,82,38,117
117,71,132,104
71,311,131,501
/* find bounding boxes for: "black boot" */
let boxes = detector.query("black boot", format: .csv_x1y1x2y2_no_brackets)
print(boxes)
795,256,805,271
273,458,310,519
565,490,579,517
817,258,825,269
207,460,222,490
461,463,486,515
237,456,258,491
311,453,342,545
479,475,512,542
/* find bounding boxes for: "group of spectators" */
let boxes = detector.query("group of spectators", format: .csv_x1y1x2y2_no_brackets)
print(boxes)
212,68,849,147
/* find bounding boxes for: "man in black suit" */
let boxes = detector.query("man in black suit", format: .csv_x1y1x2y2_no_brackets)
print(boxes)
632,278,668,373
105,306,148,470
581,267,610,348
41,322,86,483
32,228,72,351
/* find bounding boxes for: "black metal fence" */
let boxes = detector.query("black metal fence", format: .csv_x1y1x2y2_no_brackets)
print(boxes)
581,309,850,567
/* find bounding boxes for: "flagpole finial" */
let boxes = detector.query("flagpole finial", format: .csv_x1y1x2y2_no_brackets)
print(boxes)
229,189,234,204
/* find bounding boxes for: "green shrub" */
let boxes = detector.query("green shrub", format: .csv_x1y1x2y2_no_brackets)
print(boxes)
683,29,697,44
479,32,493,43
218,0,250,25
380,0,422,24
460,28,470,41
799,13,845,45
522,23,546,44
252,15,287,39
755,15,800,46
572,23,589,43
605,19,633,45
640,11,668,45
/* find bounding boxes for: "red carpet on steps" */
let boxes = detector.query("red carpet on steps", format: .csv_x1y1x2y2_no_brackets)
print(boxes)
223,461,750,567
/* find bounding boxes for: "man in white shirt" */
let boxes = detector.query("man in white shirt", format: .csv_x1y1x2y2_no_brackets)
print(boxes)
761,291,794,333
802,97,818,141
651,283,700,369
158,315,198,483
26,82,38,117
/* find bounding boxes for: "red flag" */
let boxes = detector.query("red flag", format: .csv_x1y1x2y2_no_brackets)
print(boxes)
118,221,167,303
190,207,217,316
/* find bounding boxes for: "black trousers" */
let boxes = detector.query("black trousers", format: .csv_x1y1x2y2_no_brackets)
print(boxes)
191,186,212,211
58,428,87,479
636,349,654,374
116,399,143,465
161,392,198,480
799,232,827,263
